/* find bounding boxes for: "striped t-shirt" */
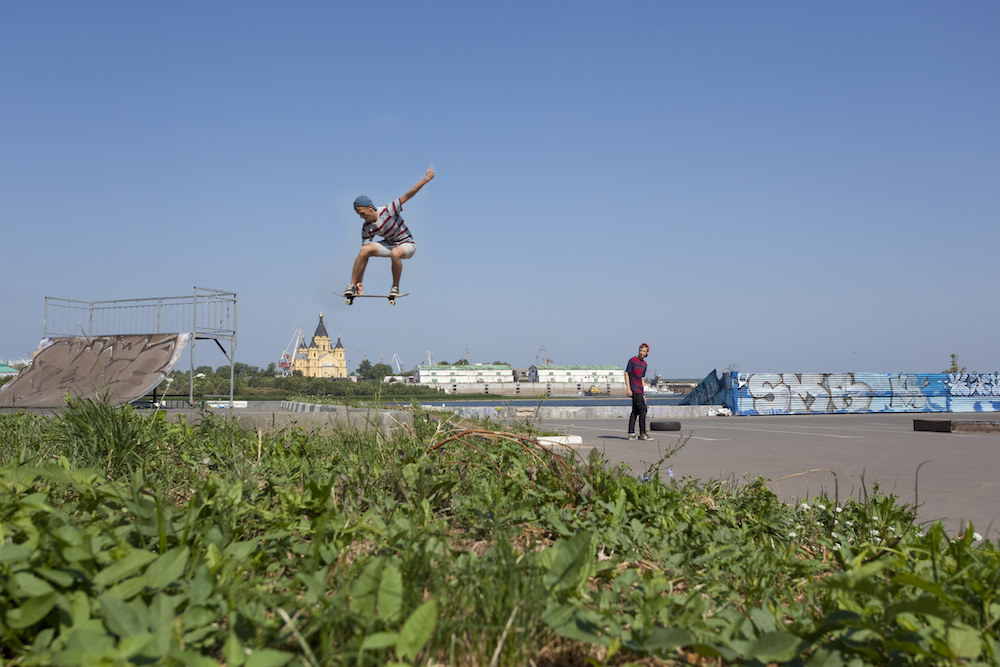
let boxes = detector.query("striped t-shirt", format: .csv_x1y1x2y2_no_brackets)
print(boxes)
361,199,414,247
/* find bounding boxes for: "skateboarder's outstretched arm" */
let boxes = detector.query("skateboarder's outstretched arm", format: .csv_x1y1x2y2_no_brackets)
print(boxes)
399,166,435,205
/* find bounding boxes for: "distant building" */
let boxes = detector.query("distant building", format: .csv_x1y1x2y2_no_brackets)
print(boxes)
528,365,625,384
291,313,347,378
414,364,514,384
0,364,18,379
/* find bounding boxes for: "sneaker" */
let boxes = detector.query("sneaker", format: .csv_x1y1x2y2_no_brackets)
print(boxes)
344,285,357,297
628,433,637,440
389,285,400,297
638,433,653,441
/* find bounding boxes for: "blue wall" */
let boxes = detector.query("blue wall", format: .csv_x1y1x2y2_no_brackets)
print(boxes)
679,369,732,407
683,372,1000,415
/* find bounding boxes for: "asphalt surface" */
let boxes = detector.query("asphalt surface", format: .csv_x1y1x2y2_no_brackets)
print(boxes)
535,412,1000,538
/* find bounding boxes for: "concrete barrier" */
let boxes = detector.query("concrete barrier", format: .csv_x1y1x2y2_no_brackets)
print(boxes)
278,400,716,422
914,419,1000,433
536,435,584,447
425,382,629,397
449,405,719,419
205,400,248,408
279,401,413,436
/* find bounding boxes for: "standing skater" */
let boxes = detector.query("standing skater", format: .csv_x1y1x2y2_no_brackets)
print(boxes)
345,166,435,298
626,343,650,440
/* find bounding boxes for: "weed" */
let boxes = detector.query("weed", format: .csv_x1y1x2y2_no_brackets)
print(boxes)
0,398,996,666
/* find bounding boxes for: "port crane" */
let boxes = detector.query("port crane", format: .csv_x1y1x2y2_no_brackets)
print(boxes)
278,327,304,376
391,354,404,374
536,345,552,366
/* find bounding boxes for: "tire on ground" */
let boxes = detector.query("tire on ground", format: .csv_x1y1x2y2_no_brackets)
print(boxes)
649,420,681,432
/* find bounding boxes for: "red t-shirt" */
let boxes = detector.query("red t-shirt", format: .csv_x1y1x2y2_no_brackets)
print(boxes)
626,356,647,394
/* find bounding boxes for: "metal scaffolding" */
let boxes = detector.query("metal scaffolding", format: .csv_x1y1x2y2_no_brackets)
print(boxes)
43,287,238,405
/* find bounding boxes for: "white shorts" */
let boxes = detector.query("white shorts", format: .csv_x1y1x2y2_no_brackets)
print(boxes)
371,241,415,259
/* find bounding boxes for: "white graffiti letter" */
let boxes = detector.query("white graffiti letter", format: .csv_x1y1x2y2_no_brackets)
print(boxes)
970,374,992,396
747,373,790,415
946,373,971,396
828,373,873,413
890,374,928,409
785,373,833,413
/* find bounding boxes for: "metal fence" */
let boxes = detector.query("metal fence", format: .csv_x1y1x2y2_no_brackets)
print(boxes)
43,287,237,405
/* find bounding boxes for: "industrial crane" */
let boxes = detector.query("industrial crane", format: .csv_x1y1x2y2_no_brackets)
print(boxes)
278,327,304,376
391,354,404,374
536,345,552,366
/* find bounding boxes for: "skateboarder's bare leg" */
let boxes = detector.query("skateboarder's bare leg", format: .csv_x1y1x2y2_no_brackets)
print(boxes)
390,245,407,288
351,244,381,294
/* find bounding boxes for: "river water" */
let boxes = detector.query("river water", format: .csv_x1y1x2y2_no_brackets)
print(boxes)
387,395,685,409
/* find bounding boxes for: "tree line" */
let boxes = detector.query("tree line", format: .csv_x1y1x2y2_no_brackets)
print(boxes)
164,363,438,400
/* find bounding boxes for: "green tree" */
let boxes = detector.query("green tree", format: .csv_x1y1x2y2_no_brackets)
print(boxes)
944,354,967,374
357,360,392,381
232,362,261,377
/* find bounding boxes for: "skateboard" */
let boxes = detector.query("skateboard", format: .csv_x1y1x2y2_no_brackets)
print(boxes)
335,291,409,306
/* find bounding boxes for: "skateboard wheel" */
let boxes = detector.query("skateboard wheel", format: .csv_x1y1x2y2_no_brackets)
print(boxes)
650,420,681,431
389,299,396,306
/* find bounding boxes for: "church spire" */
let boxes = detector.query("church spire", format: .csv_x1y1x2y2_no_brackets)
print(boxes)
313,312,330,340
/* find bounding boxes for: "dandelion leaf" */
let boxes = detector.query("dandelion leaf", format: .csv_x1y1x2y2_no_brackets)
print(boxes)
396,598,437,661
744,630,803,663
543,531,594,592
360,631,399,650
542,602,608,646
377,563,403,623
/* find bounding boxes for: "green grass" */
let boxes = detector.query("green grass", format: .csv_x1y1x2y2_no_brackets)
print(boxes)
0,399,997,666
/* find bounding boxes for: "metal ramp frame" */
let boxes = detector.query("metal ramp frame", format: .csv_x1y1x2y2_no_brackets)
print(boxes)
43,287,238,406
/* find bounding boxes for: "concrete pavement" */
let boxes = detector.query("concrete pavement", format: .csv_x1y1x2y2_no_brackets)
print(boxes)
535,412,1000,539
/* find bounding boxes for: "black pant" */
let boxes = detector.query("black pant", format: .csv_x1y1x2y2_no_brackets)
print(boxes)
629,393,647,434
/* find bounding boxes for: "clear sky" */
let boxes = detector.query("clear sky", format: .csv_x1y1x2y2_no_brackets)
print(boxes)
2,2,997,377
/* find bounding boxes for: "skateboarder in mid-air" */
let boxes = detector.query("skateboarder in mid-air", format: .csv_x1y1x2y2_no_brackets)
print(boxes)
345,166,435,298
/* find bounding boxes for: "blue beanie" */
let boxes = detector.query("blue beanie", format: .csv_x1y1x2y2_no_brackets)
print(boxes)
354,195,374,209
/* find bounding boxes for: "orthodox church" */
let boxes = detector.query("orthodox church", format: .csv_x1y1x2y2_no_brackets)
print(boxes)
291,313,347,378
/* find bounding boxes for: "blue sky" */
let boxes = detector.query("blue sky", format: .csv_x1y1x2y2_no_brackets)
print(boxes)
2,2,997,377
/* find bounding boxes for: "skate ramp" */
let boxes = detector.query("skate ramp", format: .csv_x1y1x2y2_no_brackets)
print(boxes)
0,333,190,409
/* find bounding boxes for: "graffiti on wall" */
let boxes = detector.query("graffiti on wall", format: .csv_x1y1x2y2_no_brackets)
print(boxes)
945,374,1000,397
718,372,1000,415
0,333,190,409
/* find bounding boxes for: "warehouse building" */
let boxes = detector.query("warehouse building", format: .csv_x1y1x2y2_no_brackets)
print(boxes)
414,364,514,384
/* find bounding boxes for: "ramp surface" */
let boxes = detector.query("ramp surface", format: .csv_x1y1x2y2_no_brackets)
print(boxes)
0,333,190,408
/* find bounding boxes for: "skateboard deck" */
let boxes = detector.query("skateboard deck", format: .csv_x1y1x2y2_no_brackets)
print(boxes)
334,291,409,306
